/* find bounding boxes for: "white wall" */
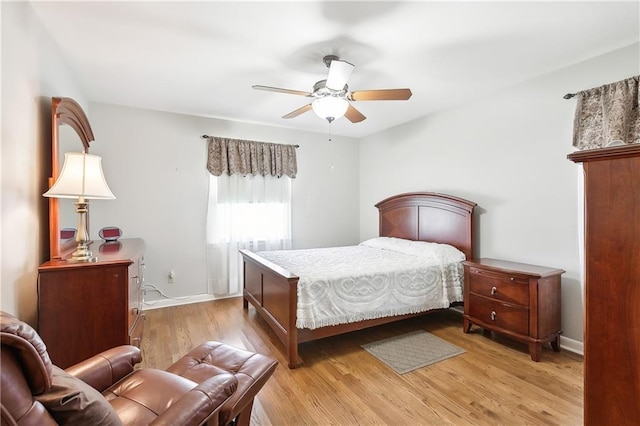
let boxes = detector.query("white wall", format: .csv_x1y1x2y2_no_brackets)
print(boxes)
1,2,88,322
359,42,640,345
88,103,360,304
2,0,636,342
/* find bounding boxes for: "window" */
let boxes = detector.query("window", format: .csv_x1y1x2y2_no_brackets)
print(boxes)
206,173,292,295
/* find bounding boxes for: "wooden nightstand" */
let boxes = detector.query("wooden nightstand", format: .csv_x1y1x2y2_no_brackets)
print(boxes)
462,258,564,361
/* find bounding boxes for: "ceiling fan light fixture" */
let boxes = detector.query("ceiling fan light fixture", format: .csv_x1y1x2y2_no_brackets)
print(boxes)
312,96,349,123
254,55,411,125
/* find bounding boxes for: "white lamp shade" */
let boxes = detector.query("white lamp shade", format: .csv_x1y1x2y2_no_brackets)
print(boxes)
312,96,349,121
44,152,115,200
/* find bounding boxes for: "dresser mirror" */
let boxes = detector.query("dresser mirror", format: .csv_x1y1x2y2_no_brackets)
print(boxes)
48,97,94,260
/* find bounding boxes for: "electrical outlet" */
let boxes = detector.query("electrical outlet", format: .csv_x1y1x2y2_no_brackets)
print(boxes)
168,270,175,283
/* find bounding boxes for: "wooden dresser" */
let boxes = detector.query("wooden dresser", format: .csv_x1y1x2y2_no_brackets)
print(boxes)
38,238,145,368
462,258,564,361
568,145,640,425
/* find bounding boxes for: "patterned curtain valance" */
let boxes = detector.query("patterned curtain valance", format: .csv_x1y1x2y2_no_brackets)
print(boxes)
207,137,297,178
573,75,640,150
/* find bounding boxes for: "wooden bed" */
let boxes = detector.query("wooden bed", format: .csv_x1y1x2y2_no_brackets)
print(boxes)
240,192,477,368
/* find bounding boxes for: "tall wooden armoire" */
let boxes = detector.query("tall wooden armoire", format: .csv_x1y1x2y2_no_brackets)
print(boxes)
568,144,640,425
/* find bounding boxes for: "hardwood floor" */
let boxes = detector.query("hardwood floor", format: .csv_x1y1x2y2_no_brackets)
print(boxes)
140,297,583,425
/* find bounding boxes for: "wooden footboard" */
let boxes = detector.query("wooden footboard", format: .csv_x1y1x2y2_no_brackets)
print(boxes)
240,249,301,368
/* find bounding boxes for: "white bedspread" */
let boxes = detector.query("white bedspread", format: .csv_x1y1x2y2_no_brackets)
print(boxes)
256,237,465,329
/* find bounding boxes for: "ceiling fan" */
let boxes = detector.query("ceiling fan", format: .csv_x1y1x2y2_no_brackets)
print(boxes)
252,55,412,123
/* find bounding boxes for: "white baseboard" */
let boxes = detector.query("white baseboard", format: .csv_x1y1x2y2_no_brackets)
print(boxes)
559,335,583,356
142,294,218,310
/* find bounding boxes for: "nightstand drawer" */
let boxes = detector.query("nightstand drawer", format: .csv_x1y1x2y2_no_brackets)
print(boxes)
468,267,529,306
467,295,529,336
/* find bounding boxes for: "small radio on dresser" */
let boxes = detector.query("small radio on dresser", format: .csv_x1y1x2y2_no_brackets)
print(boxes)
98,226,123,242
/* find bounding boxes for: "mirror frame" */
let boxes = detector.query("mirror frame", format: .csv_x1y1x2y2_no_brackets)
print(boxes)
49,97,94,260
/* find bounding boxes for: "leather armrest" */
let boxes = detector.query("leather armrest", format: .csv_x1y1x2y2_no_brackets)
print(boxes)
150,373,238,426
64,345,141,392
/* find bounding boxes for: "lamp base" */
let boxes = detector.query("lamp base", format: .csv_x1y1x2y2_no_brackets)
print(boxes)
65,201,98,262
67,243,98,263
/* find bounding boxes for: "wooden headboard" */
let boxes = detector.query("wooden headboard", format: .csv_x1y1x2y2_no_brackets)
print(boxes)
375,192,477,260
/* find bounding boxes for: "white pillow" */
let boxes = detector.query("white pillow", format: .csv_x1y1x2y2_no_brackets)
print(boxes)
360,237,465,262
359,237,417,252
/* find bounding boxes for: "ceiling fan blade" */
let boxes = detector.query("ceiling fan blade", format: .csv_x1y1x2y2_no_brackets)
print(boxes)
349,88,412,101
326,60,355,90
344,104,366,123
282,104,312,119
252,85,312,97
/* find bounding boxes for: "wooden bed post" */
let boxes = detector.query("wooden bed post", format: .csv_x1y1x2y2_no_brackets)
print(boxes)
287,280,299,368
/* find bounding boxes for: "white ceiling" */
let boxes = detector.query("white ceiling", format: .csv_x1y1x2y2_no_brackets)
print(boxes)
30,1,639,138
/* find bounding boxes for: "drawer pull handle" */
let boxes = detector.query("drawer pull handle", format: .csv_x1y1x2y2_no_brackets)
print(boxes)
510,277,515,281
491,286,498,295
490,311,497,321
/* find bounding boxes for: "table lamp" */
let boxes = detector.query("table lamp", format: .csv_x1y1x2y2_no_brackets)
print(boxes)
44,152,115,262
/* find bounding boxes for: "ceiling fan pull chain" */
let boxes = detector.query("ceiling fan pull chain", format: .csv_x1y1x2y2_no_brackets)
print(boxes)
328,121,333,142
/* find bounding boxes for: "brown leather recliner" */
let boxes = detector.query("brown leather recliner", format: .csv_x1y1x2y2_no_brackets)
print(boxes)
1,311,238,425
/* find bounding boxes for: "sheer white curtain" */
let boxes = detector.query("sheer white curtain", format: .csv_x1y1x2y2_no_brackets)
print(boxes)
206,173,292,296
